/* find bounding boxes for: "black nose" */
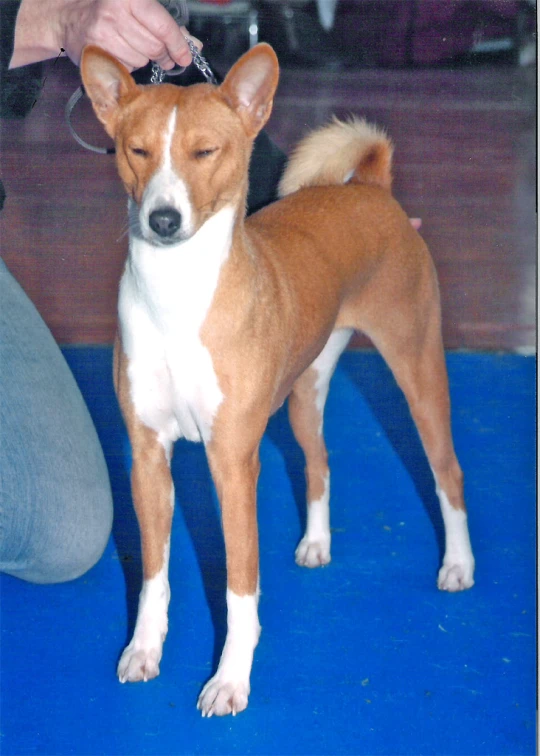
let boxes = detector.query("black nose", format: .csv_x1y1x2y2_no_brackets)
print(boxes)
149,207,181,238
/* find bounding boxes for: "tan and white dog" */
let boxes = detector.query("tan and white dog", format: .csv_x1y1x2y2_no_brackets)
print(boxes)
81,43,475,717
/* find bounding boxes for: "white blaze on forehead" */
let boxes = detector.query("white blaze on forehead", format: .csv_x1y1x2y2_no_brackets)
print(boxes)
140,106,193,236
163,106,177,172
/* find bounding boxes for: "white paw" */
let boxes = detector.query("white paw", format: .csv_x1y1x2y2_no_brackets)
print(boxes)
117,643,162,683
295,536,331,568
197,675,250,717
438,560,475,592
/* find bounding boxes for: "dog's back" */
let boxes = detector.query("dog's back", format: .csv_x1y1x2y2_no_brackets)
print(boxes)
246,117,421,313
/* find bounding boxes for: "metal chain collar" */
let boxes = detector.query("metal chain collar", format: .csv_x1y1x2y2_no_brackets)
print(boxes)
151,37,218,85
150,63,165,84
185,37,218,85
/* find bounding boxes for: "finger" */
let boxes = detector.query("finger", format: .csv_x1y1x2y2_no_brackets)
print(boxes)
115,19,176,69
84,32,151,71
78,9,156,70
149,29,203,71
131,0,193,66
112,46,152,72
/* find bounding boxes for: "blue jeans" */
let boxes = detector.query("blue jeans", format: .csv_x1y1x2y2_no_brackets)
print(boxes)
0,258,113,583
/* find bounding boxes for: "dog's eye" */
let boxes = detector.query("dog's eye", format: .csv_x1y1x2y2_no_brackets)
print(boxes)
193,147,218,159
130,146,149,158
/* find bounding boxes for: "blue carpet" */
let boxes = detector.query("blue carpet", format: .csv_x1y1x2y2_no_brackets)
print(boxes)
1,349,536,756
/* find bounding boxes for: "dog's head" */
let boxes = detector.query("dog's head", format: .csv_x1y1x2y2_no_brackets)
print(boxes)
81,44,279,246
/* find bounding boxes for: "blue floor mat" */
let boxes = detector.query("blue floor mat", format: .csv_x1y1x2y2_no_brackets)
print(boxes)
1,350,536,755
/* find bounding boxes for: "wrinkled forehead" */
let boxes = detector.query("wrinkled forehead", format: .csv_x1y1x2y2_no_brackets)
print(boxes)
118,85,241,150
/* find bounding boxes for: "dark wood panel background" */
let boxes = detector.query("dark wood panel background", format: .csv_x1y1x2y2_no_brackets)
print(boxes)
0,57,536,350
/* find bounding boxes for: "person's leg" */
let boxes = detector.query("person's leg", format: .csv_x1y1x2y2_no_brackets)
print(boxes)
0,258,113,583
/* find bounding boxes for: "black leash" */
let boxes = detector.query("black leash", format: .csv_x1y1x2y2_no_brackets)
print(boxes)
65,84,115,155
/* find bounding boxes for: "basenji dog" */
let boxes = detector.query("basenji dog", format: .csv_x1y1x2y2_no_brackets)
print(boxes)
81,42,475,717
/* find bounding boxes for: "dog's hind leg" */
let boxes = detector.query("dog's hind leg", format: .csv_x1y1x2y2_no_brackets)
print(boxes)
289,328,353,568
364,288,475,592
114,338,175,683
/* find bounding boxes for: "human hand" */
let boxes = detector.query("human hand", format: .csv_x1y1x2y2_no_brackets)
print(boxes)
11,0,201,72
59,0,200,71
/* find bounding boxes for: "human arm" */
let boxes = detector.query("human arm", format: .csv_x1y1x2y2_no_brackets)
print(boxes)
10,0,197,71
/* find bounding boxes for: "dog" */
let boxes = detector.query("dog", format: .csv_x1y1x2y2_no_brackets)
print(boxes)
81,42,475,717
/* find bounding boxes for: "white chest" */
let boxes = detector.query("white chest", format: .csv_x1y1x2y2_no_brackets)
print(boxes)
119,207,235,446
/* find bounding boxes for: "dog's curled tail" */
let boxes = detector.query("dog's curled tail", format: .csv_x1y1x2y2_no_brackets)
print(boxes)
278,116,393,198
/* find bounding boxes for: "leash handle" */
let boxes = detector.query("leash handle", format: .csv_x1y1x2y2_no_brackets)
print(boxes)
158,0,189,25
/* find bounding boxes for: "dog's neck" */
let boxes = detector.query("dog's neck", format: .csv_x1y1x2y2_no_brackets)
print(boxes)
126,203,239,327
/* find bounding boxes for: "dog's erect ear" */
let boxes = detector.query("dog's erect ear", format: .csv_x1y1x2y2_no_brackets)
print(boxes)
80,46,138,137
220,44,279,138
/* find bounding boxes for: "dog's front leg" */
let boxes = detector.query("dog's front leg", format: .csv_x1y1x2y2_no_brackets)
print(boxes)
198,438,262,717
117,433,174,683
114,340,175,683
